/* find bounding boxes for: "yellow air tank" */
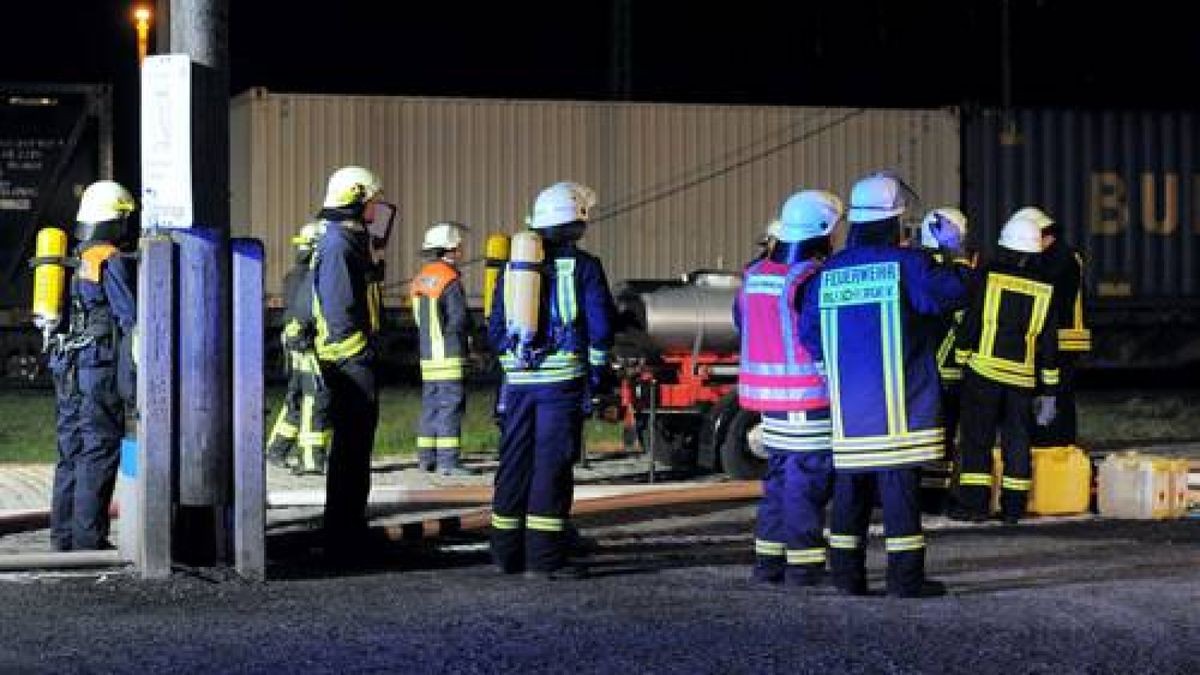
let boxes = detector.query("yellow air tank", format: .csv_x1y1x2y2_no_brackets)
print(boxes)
31,227,69,344
504,231,544,352
483,232,511,320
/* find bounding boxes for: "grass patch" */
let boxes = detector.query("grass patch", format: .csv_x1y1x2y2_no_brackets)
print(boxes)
0,386,624,463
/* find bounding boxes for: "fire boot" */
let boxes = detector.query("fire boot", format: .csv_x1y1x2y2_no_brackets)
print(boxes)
437,449,478,476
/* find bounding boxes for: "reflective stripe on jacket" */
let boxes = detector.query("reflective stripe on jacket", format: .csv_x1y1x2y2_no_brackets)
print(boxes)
411,259,468,381
800,238,971,472
736,258,828,412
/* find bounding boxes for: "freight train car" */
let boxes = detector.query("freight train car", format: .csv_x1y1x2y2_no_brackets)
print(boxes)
961,108,1200,370
0,84,112,386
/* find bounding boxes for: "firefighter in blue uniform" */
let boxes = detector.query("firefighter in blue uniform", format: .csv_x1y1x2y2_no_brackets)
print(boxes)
311,166,388,553
915,207,976,513
735,190,843,587
1027,207,1090,447
952,211,1060,524
48,180,138,551
488,181,617,579
412,221,476,476
267,222,331,474
799,171,972,598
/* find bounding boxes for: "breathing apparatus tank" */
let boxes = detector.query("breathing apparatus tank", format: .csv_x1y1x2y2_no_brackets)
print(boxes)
503,231,544,368
483,233,511,320
30,227,70,351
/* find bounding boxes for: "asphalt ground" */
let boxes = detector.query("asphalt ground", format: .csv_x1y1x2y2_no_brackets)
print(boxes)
0,498,1196,674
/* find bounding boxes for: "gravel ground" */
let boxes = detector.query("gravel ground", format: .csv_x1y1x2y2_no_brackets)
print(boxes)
0,502,1196,674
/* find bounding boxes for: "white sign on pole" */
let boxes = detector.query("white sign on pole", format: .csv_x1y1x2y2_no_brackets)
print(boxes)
140,54,193,230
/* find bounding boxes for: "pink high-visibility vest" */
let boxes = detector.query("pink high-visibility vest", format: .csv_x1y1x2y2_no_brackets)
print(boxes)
737,259,828,412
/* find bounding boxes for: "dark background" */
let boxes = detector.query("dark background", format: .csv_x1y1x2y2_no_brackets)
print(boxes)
0,1,1195,194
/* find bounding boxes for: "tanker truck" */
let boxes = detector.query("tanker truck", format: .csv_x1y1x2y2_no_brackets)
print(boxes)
612,271,766,480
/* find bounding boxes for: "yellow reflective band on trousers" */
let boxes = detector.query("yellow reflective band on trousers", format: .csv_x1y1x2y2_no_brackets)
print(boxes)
755,539,786,557
786,548,827,565
1041,368,1060,386
312,290,368,361
434,437,461,449
270,412,298,440
299,395,331,450
1001,476,1032,491
420,358,465,381
491,514,522,530
885,534,925,553
417,437,437,449
526,515,565,532
828,534,862,550
959,472,993,487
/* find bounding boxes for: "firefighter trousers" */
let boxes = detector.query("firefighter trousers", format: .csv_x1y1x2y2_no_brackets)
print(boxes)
753,410,833,584
957,371,1034,519
320,351,378,549
829,467,926,595
417,379,465,470
51,359,124,551
920,383,961,513
490,379,584,574
268,349,333,472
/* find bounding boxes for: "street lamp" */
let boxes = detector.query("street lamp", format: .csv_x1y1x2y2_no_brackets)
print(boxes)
133,4,152,66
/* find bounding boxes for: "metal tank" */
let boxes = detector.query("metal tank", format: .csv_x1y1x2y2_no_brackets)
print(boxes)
618,271,741,354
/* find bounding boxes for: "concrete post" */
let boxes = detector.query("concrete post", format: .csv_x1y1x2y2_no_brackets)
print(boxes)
231,238,265,580
135,235,175,579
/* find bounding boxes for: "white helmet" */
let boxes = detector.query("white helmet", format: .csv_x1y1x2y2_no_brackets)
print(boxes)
323,166,383,208
847,171,912,224
422,221,466,251
1010,205,1054,231
778,189,845,243
919,207,968,249
77,180,136,225
999,211,1045,253
530,181,597,230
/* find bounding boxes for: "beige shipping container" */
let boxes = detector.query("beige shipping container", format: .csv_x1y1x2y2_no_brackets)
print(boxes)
229,89,960,307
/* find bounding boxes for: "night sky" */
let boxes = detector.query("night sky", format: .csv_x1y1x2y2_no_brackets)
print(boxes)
0,1,1196,182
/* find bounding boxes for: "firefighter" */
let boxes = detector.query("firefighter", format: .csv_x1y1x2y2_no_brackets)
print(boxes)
46,180,138,551
799,171,972,598
736,189,843,587
951,210,1060,525
916,207,976,513
1026,207,1090,447
412,221,476,476
487,181,617,580
266,222,331,474
311,165,389,553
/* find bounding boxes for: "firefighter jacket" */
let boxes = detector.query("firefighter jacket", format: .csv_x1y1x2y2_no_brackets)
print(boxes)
411,259,469,381
734,258,829,413
1040,239,1091,353
487,242,617,387
59,242,137,365
312,220,380,362
280,261,317,350
919,250,976,385
798,228,972,472
955,258,1060,392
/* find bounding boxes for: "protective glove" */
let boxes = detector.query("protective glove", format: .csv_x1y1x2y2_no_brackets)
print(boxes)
1033,395,1057,427
931,213,965,255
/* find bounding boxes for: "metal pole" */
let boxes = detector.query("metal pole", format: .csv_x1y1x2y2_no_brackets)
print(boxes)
231,239,265,580
647,381,657,484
